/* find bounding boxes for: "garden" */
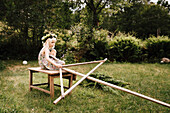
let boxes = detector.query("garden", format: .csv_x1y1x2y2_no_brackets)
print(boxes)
0,0,170,112
0,61,169,112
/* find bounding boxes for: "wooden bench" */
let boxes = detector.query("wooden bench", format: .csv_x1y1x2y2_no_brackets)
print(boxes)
28,67,76,98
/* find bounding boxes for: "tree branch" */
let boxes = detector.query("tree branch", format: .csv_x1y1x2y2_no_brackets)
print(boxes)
85,0,92,10
96,0,102,8
97,0,109,14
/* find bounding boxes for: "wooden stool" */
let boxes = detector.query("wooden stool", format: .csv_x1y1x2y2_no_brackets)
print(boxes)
28,67,76,98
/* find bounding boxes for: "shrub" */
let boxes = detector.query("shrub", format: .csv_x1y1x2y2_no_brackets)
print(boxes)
70,23,95,62
83,29,109,61
0,33,41,60
145,36,170,62
108,33,142,62
62,50,76,64
0,60,5,71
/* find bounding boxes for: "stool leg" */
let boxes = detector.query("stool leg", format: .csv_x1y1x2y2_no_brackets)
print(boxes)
29,71,33,91
47,74,50,88
68,74,73,95
50,76,54,98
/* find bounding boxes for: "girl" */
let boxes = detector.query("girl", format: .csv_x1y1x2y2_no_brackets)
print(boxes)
38,33,65,70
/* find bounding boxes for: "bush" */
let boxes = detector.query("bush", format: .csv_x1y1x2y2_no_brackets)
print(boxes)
83,29,109,61
145,36,170,62
70,23,95,62
0,60,5,71
108,33,142,62
0,33,41,60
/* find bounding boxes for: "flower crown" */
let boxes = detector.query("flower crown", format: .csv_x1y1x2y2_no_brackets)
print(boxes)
41,33,57,43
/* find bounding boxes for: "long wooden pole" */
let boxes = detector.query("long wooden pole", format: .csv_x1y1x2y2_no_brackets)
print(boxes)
59,68,64,98
53,58,107,104
62,59,106,67
62,68,170,108
51,55,105,67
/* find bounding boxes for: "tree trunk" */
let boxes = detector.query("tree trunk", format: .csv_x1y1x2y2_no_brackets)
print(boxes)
93,11,99,27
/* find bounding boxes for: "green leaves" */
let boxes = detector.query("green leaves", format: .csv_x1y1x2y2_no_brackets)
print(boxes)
108,33,142,62
146,36,170,62
113,2,170,39
80,73,129,95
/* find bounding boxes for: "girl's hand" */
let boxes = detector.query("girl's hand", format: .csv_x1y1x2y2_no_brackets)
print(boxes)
57,64,62,68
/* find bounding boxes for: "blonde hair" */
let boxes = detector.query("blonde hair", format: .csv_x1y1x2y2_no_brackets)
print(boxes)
43,38,56,49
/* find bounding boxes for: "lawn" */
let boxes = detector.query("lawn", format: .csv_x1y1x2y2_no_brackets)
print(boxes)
0,60,169,112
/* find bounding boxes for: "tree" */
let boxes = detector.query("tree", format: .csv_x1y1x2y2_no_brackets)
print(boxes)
113,1,170,39
72,0,120,28
157,0,170,12
0,0,74,59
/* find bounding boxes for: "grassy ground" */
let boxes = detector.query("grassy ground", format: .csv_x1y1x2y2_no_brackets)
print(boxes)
0,60,169,113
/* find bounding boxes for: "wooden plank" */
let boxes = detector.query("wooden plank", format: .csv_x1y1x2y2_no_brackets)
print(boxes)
62,68,170,108
30,86,50,94
28,67,68,75
53,58,107,104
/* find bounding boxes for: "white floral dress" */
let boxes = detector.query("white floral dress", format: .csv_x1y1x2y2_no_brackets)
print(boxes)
38,48,65,70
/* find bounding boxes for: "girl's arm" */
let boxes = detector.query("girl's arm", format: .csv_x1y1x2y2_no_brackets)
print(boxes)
49,49,60,61
50,49,56,57
45,47,62,68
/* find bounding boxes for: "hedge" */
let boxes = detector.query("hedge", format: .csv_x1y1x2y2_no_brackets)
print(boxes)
145,36,170,62
108,34,142,62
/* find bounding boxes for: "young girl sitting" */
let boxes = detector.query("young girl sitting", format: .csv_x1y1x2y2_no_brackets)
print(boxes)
38,33,65,70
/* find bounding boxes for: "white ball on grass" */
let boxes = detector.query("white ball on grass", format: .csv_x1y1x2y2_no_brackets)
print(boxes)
23,60,28,65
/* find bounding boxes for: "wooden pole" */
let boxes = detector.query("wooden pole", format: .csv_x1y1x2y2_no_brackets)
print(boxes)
61,68,170,108
62,59,106,67
59,68,64,98
50,55,105,68
53,58,107,104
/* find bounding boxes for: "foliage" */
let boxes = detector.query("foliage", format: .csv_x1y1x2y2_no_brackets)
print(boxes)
108,33,142,62
72,0,118,28
69,23,93,62
157,0,170,12
62,50,76,64
145,36,170,62
0,34,39,60
80,73,129,94
0,60,5,71
51,1,73,29
0,0,74,60
70,24,109,61
0,0,170,62
84,29,109,61
112,2,170,39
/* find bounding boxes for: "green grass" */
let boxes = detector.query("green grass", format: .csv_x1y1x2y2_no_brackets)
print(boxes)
0,60,169,112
